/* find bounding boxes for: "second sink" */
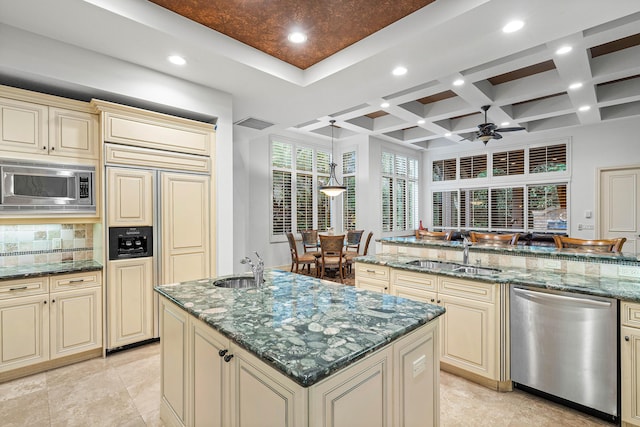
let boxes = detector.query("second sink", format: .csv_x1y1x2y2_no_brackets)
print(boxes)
213,276,257,289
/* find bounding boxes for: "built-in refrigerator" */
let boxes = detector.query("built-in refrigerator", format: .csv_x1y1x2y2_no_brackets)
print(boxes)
105,152,210,351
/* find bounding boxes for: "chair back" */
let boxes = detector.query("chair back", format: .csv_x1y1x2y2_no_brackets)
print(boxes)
363,232,374,255
286,232,299,260
416,230,452,241
553,236,626,253
345,229,364,254
300,230,319,252
469,232,519,246
320,234,345,256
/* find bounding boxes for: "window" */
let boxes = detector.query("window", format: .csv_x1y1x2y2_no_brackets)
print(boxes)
431,141,569,233
382,152,419,232
342,151,356,230
432,158,456,181
271,139,332,240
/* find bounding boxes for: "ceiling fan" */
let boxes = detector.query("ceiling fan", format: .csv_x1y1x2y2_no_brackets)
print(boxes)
475,105,525,144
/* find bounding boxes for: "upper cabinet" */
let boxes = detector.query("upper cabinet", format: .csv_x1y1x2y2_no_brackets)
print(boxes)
92,99,214,157
0,86,99,161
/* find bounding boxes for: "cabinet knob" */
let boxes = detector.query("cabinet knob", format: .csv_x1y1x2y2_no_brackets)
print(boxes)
437,300,441,304
50,147,55,151
44,300,47,304
430,298,435,303
43,146,47,150
224,354,234,363
218,349,228,357
626,336,630,342
52,299,56,303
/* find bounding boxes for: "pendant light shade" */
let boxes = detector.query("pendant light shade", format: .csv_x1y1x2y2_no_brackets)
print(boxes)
320,120,346,197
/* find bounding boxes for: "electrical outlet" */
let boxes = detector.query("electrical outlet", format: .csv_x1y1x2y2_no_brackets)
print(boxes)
52,238,62,250
412,355,426,378
619,266,640,278
543,259,562,269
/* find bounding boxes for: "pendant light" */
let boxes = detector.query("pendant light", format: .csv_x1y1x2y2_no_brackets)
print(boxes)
319,120,346,197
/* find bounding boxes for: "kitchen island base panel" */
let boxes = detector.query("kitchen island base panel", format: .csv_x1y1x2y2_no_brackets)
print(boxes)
159,296,440,427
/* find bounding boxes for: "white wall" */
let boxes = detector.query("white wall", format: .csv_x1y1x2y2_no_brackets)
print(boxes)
421,116,640,239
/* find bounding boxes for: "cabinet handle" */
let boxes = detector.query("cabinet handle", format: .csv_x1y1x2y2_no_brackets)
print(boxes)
69,279,85,283
626,336,630,342
366,269,376,273
218,349,228,357
9,286,28,291
224,354,234,362
437,300,441,304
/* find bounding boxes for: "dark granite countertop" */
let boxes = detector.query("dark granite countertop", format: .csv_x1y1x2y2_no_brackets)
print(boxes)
354,254,640,303
379,236,640,264
0,260,103,281
154,269,445,387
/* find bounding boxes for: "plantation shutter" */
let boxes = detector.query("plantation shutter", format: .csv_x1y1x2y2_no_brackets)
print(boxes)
342,151,357,230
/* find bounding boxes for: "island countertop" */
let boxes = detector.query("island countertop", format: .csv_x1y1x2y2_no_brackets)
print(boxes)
154,269,445,387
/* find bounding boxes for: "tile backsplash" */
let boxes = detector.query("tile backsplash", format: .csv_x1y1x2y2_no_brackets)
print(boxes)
0,224,95,268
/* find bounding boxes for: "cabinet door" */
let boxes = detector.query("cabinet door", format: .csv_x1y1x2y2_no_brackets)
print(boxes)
50,286,102,359
0,295,49,372
161,172,210,283
159,296,189,426
48,107,98,159
229,343,307,427
107,258,154,349
622,326,640,426
439,294,497,380
107,167,153,227
390,269,438,303
0,97,48,154
309,347,392,427
191,318,229,427
393,321,439,427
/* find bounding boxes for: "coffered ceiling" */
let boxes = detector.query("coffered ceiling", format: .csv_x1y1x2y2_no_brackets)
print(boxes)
1,0,639,150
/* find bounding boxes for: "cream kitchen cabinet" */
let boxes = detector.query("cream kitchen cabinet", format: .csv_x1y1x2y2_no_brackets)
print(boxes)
622,301,640,426
354,263,390,294
0,95,98,160
0,271,102,380
107,258,154,349
106,167,154,227
160,296,440,427
390,269,438,304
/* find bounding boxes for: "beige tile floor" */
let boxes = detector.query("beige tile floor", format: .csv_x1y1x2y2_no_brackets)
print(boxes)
0,342,615,426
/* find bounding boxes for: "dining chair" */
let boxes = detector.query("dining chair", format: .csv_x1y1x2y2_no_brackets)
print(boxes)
318,234,347,283
362,232,374,256
416,230,453,241
300,229,321,257
553,236,626,253
344,230,364,274
469,232,519,246
286,232,317,275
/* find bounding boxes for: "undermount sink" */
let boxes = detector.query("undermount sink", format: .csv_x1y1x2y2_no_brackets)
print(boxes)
213,276,257,289
404,259,460,270
452,266,501,276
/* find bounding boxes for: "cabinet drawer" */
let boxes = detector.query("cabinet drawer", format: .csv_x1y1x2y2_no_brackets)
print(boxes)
437,277,496,303
50,271,102,292
355,263,389,281
622,301,640,328
0,276,48,299
391,269,436,292
355,277,389,294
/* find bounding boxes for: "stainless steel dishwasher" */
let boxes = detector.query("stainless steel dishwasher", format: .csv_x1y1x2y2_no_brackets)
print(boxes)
510,286,618,420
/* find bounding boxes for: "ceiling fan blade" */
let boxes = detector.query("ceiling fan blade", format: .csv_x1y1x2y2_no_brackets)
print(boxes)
495,126,525,132
493,132,503,140
478,123,497,131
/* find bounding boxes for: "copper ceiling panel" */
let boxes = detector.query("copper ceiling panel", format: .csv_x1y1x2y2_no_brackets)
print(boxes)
487,60,556,85
149,0,436,69
590,33,640,58
365,110,390,119
416,90,457,104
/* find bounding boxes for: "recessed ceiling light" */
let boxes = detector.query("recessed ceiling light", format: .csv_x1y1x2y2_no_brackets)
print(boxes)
380,102,390,108
569,82,583,90
502,20,524,33
287,32,307,44
556,45,572,55
418,119,425,124
579,105,591,112
168,55,186,66
453,79,464,86
444,132,452,137
392,66,407,76
501,121,510,127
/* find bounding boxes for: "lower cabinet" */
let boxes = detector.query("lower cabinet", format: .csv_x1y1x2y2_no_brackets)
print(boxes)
622,301,640,426
354,263,390,294
159,296,439,427
107,258,154,349
0,271,102,377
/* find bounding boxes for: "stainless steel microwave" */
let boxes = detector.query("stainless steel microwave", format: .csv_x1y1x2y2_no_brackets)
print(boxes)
0,160,95,214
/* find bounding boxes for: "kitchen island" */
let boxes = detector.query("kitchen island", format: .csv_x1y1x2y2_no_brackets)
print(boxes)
155,269,445,427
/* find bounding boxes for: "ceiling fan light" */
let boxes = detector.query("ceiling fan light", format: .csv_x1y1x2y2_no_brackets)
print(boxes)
479,134,492,143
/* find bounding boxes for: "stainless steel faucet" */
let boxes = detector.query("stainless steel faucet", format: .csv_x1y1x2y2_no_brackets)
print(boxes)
240,251,264,286
462,236,471,265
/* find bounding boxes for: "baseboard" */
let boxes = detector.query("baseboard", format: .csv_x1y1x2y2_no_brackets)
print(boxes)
0,348,103,383
441,362,512,392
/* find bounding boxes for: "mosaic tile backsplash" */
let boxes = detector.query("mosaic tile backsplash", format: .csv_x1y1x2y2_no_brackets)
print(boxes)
0,224,95,268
